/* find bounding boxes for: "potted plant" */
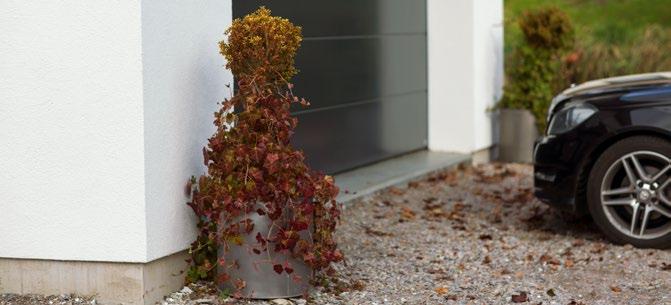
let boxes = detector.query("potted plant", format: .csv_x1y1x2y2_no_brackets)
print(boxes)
497,7,574,162
185,7,342,299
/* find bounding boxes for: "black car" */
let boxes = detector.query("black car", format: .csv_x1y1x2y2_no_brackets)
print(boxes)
534,72,671,249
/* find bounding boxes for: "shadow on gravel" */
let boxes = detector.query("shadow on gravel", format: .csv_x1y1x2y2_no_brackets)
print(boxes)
430,163,608,243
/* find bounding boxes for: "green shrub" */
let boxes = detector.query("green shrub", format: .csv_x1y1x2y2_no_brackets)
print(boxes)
559,25,671,88
518,6,574,51
500,7,574,131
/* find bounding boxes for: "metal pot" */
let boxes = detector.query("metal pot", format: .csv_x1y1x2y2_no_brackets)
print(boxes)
498,108,539,163
218,207,312,299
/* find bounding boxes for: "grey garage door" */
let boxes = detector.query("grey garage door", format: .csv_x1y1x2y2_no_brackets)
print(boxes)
233,0,428,174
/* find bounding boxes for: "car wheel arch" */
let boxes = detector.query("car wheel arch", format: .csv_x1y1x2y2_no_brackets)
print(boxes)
575,128,671,215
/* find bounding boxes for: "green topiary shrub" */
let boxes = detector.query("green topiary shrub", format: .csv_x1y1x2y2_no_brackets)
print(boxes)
499,7,574,131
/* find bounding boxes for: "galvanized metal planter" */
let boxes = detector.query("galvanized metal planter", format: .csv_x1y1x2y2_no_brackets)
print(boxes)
498,108,539,163
218,209,312,299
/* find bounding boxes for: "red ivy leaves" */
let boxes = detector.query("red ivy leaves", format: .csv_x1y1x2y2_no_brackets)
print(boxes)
184,7,342,292
273,263,294,275
273,264,284,274
264,153,281,174
255,232,267,246
291,220,309,231
265,153,280,165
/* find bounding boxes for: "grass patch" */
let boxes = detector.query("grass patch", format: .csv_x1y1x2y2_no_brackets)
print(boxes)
505,0,671,53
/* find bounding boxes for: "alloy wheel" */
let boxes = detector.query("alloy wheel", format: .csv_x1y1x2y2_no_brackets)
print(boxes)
600,151,671,239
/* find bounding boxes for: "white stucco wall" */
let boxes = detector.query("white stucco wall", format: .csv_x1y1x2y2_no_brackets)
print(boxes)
141,0,233,262
0,1,146,262
428,0,504,153
473,0,504,150
0,0,232,263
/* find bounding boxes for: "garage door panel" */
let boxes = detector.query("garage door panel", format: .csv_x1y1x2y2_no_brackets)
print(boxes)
292,92,428,173
234,0,426,37
233,0,427,173
291,35,427,112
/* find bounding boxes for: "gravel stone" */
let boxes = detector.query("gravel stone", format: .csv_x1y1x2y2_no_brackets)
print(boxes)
180,287,194,295
0,294,96,305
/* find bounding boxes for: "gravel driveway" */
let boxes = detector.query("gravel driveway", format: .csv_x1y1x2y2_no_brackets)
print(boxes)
5,163,669,305
162,163,671,305
318,163,671,305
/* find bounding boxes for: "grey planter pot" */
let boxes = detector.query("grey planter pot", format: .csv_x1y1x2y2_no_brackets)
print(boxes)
498,108,539,163
218,209,311,299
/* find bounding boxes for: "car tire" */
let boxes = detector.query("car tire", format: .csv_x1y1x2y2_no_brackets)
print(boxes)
587,135,671,249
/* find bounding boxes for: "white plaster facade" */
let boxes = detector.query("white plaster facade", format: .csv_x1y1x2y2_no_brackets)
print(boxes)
140,0,233,262
428,0,504,153
0,0,502,269
0,0,233,263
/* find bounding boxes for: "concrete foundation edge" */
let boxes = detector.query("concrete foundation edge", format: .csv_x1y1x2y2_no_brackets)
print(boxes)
0,251,189,305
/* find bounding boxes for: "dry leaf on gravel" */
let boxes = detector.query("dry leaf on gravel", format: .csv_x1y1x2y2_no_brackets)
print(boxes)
362,226,393,237
387,186,405,195
447,202,467,221
399,206,416,221
434,287,449,295
474,165,516,183
426,171,460,186
479,234,493,240
540,254,561,266
423,197,437,204
511,291,529,303
490,203,503,223
591,243,608,254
